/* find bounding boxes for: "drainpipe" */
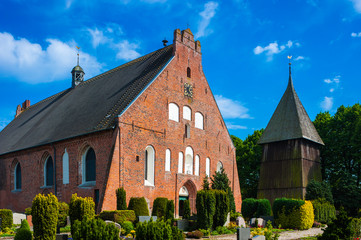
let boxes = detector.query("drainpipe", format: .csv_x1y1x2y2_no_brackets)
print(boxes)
52,144,57,197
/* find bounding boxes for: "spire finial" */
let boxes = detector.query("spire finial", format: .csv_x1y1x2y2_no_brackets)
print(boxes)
76,46,80,66
288,55,292,77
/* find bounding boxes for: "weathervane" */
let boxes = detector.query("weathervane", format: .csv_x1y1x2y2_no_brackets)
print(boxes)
288,55,292,76
76,46,80,66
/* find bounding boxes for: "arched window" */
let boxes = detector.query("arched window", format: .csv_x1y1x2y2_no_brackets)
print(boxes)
195,112,204,129
169,103,179,122
145,146,155,186
165,149,171,172
63,149,69,184
206,158,210,177
44,156,54,186
187,67,191,78
185,124,190,138
183,106,191,120
185,147,193,175
178,152,184,173
82,147,96,183
195,155,200,176
217,161,223,173
14,162,21,190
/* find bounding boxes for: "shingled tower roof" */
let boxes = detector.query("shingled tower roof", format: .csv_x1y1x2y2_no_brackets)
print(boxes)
258,64,324,145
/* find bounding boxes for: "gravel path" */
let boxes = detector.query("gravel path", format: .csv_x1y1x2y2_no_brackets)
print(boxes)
278,227,324,240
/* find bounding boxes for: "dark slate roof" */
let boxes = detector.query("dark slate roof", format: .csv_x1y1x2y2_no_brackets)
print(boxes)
0,45,174,156
258,70,324,145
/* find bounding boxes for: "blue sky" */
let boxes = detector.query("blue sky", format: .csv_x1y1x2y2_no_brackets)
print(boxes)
0,0,360,140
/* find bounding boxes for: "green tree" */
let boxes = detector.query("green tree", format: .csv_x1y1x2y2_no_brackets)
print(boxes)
305,180,334,204
231,129,264,199
116,187,127,210
211,167,235,212
183,200,191,220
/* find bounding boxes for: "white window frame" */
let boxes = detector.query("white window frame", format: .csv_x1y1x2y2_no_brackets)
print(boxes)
206,157,210,177
195,112,204,129
169,103,179,122
195,155,200,176
183,106,191,120
185,146,194,175
165,149,171,172
178,152,184,173
144,146,155,186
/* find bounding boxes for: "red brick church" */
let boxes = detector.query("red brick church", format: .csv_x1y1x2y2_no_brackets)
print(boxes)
0,29,242,216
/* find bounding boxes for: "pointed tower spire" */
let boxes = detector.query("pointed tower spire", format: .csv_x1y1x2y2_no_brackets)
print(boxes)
71,46,85,88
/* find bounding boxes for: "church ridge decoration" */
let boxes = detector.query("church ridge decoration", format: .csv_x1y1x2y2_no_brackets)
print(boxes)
71,46,85,88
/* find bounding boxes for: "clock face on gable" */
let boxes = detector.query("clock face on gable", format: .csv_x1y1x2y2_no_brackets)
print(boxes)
184,83,193,98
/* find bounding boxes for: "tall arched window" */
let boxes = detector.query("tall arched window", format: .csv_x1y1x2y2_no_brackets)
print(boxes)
63,149,69,184
165,149,171,172
145,146,155,186
14,162,21,190
217,161,223,173
206,157,210,177
195,155,200,176
183,106,191,120
187,67,191,78
82,147,96,183
44,156,54,186
195,112,204,129
185,147,193,175
178,152,184,173
185,124,190,138
169,103,179,122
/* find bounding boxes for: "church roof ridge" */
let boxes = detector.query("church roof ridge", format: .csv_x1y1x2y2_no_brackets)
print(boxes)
0,45,174,156
258,68,324,145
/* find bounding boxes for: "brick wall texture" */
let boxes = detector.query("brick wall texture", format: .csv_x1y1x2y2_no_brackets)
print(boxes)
0,29,242,216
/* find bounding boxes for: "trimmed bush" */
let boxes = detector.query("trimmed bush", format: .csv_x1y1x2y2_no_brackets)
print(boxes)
20,219,30,231
0,209,13,230
32,193,59,240
186,230,204,239
311,199,336,223
14,228,32,240
152,197,168,218
166,200,175,221
196,190,216,230
69,193,95,226
57,202,69,228
72,217,119,240
242,198,271,219
273,198,314,230
128,197,149,216
183,200,191,220
136,218,182,240
116,187,127,210
99,210,136,224
121,221,134,235
213,190,229,229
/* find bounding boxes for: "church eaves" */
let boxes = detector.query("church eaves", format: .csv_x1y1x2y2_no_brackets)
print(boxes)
258,66,324,145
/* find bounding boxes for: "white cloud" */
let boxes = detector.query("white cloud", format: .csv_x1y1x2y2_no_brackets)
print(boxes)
225,122,247,130
115,40,141,61
253,40,299,61
321,96,333,111
351,0,361,13
324,75,340,84
195,1,219,38
0,32,102,84
214,95,252,119
330,88,334,93
65,0,73,8
351,32,361,37
88,28,108,48
294,56,305,61
0,118,11,131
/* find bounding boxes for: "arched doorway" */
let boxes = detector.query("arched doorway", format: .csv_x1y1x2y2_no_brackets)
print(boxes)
178,180,197,217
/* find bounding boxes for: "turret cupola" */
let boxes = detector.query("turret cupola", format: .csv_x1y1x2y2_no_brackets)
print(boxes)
71,46,85,88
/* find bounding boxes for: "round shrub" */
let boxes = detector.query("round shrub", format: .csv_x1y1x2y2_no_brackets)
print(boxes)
72,217,120,240
241,198,258,220
121,221,133,235
14,228,32,240
255,199,271,217
152,197,168,218
20,219,30,231
0,209,13,230
128,197,149,216
116,187,127,210
32,193,59,240
69,193,95,226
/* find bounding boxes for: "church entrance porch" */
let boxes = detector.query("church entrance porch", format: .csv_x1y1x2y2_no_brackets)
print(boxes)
177,179,197,218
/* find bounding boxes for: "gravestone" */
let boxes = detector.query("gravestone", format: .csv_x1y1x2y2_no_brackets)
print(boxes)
105,220,121,237
223,212,231,226
177,219,189,231
138,216,157,223
236,227,250,240
252,235,265,240
250,218,266,227
236,216,246,228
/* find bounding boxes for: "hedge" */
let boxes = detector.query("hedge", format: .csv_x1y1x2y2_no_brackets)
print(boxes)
14,228,32,240
241,198,271,220
183,200,191,220
32,193,59,240
99,210,136,224
196,190,216,230
213,190,229,229
166,200,175,221
58,202,69,228
136,218,183,240
72,217,119,240
128,197,149,216
116,187,127,210
69,193,95,226
273,198,314,230
311,199,336,223
0,209,13,230
152,197,168,218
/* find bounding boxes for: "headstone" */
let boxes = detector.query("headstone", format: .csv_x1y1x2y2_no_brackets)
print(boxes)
105,220,121,230
260,216,274,226
236,227,250,240
176,219,189,231
252,235,265,240
236,216,246,228
250,218,266,227
138,216,157,223
13,213,26,224
223,212,231,226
